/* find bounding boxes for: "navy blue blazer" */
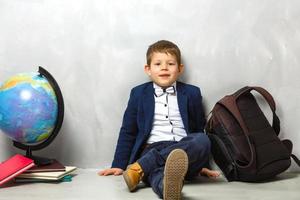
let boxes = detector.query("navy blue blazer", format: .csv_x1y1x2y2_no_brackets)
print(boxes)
111,81,206,170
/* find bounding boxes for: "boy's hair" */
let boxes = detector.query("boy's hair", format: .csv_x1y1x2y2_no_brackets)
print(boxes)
146,40,181,65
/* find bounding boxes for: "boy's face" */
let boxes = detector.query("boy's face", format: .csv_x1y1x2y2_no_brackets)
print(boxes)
144,52,184,88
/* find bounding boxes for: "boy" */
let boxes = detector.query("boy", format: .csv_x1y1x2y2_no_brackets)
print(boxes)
99,40,219,199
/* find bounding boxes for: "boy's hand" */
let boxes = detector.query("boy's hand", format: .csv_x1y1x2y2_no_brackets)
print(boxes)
199,167,220,178
98,168,124,176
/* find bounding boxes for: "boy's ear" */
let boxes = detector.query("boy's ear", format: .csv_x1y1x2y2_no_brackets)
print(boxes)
178,64,184,74
144,65,151,76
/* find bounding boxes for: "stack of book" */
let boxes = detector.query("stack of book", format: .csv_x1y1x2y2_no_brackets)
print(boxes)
15,159,77,183
0,154,77,185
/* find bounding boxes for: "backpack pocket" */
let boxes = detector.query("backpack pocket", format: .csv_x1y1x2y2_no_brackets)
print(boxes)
208,133,238,181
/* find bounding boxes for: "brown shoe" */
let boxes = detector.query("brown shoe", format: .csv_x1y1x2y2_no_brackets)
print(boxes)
163,149,188,200
123,162,144,192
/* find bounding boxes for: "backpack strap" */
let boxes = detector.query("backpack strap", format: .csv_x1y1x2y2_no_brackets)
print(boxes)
291,154,300,167
217,94,256,169
282,140,300,167
245,88,300,168
233,86,280,135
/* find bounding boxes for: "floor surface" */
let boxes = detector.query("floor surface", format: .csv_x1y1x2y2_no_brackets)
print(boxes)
1,169,299,200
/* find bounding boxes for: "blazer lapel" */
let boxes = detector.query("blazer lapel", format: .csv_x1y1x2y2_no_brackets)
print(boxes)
177,82,189,132
143,83,155,134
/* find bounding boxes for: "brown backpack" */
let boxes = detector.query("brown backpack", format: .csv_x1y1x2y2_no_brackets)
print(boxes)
206,86,300,182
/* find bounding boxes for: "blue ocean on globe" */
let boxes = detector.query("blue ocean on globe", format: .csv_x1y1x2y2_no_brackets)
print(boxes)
0,72,58,144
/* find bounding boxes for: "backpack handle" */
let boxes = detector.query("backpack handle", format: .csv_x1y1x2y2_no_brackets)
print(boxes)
233,86,275,112
233,86,280,135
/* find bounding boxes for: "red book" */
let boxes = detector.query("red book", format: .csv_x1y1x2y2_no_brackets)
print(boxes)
0,154,35,185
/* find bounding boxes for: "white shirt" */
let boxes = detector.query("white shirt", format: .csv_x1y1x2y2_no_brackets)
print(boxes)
147,82,187,144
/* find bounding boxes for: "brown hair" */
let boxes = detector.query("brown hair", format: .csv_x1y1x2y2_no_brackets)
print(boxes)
146,40,181,65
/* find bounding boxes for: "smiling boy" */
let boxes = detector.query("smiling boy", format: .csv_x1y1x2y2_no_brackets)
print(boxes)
99,40,219,200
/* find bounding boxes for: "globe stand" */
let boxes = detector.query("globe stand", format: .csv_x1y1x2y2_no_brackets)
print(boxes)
26,147,54,166
13,66,64,167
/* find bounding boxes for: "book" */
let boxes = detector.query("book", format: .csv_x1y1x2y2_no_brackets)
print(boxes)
16,166,77,180
24,159,65,173
0,154,35,185
14,175,73,183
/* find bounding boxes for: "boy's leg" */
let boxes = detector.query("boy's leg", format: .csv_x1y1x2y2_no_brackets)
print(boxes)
163,149,188,200
138,132,211,179
146,149,188,199
123,141,176,192
123,133,210,193
179,133,211,179
147,167,164,198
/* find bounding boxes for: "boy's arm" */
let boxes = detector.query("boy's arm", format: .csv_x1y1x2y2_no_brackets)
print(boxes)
194,87,206,132
111,89,138,170
193,87,213,170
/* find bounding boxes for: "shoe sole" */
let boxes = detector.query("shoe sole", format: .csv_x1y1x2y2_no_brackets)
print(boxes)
163,149,188,200
123,170,137,192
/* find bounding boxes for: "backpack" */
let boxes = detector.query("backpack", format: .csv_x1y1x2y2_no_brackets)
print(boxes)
205,86,300,182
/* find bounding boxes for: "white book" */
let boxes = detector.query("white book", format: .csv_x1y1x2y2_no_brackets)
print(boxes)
16,166,77,180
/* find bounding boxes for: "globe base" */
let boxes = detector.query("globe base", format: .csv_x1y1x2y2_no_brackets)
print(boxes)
26,148,54,166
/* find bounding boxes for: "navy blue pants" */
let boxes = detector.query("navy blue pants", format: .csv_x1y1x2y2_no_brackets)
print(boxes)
137,133,211,198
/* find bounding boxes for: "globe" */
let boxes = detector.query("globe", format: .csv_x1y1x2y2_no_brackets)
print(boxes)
0,67,64,165
0,73,58,144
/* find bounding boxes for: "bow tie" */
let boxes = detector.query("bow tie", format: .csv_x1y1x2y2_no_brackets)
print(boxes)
154,86,175,97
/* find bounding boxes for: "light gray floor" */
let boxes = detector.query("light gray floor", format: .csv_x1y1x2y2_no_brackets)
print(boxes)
1,169,299,200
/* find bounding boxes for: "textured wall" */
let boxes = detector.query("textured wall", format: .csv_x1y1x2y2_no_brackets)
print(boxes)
0,0,299,171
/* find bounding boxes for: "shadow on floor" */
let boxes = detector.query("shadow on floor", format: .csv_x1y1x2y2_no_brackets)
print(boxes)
184,171,299,186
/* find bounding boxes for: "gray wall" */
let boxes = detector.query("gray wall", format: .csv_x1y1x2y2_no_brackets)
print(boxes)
0,0,299,171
